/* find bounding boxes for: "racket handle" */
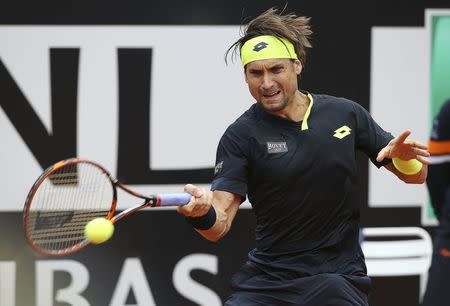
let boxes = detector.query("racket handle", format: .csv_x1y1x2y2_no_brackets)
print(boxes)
158,193,192,206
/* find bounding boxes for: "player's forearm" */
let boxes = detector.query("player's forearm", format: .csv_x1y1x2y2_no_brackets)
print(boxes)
385,162,428,184
195,191,240,242
400,163,427,184
414,163,428,183
195,206,233,242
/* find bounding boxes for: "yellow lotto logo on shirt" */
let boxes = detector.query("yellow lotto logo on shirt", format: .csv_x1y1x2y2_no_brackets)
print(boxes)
333,125,352,139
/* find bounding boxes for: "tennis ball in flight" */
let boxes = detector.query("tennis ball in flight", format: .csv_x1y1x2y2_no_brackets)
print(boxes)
84,218,114,244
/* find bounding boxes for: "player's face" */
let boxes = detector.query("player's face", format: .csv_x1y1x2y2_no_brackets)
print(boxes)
245,58,302,113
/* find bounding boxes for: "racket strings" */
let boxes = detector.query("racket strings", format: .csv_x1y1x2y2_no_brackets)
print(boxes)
28,211,107,238
27,162,113,253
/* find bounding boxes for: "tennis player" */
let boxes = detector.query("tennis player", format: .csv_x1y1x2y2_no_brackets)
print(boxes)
178,8,430,305
422,99,450,306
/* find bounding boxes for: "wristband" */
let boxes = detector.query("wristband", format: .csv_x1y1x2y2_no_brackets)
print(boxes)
392,158,423,175
185,206,216,230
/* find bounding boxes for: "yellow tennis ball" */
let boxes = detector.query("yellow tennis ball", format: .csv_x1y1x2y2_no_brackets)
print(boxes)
84,218,114,244
392,157,423,175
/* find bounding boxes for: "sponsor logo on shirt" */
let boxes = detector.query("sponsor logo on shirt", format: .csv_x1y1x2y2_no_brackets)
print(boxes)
333,125,352,139
267,142,288,153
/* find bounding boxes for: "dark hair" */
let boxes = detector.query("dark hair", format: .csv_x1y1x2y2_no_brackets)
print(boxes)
226,7,313,65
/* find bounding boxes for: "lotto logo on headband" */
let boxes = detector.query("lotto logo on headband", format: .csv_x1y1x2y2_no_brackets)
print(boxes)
253,42,268,52
241,35,298,66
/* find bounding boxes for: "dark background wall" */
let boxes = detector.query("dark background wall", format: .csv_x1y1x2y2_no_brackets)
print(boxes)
1,1,449,305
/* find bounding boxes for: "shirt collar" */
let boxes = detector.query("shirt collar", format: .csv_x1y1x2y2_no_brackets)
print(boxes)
301,93,314,131
255,91,314,130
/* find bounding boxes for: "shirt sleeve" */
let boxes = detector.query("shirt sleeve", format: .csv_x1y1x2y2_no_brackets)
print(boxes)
210,125,249,202
353,102,394,168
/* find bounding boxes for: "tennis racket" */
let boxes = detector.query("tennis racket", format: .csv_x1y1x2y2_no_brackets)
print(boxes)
23,158,192,256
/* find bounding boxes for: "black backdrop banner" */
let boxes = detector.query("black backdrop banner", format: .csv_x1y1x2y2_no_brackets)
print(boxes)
1,1,450,305
0,211,255,305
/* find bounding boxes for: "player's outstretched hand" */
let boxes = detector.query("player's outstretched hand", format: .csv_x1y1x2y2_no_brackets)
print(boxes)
177,184,213,217
376,130,430,164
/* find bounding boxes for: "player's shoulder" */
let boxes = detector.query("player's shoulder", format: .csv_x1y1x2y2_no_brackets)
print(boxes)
223,104,260,138
216,105,259,151
312,93,362,113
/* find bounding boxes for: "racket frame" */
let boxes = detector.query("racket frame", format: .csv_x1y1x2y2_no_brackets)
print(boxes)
23,158,169,256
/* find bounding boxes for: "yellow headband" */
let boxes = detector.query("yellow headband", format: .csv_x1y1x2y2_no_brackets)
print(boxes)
240,35,298,66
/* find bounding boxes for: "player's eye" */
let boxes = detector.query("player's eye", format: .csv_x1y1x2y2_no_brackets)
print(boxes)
248,70,262,76
271,66,284,74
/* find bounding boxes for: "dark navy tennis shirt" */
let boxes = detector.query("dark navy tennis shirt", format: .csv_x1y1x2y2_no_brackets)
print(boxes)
211,93,393,279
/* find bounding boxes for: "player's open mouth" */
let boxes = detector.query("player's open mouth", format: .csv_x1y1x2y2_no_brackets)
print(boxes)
263,90,281,98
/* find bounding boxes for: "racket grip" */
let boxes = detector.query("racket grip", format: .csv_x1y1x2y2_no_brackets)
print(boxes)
158,193,192,206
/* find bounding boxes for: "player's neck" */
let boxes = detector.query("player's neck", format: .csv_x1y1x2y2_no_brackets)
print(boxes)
275,90,310,122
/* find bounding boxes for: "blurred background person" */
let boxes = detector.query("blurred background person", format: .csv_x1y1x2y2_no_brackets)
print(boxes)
422,98,450,306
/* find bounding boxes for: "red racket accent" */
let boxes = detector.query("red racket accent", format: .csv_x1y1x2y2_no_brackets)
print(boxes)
23,158,190,256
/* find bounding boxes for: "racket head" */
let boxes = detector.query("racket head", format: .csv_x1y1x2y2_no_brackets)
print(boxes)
23,158,117,256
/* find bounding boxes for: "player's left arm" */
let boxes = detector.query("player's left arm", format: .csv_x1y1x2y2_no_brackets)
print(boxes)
377,130,430,184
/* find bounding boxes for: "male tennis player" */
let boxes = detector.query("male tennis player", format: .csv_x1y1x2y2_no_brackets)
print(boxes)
178,8,430,305
422,99,450,306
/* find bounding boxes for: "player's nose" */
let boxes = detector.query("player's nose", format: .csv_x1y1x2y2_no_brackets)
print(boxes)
261,75,275,89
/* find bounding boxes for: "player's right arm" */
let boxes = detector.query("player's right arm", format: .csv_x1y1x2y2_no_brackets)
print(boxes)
179,118,251,241
177,184,241,242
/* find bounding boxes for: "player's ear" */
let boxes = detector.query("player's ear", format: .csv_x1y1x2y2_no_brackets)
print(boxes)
244,67,249,83
293,59,302,75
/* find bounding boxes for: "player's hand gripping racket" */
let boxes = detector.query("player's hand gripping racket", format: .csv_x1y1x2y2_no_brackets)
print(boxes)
23,158,191,256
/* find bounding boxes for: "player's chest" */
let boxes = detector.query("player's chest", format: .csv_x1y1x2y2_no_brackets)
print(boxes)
250,123,356,176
